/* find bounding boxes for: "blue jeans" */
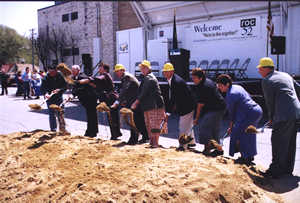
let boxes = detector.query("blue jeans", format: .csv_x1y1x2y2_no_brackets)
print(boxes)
47,97,63,131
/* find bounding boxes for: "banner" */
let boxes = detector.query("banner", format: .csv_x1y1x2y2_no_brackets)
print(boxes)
191,16,261,42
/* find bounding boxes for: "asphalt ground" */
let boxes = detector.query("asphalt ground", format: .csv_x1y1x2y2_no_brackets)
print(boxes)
0,87,300,202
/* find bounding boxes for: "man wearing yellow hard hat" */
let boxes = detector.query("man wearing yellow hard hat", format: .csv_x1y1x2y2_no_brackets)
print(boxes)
162,62,196,151
258,57,300,178
112,64,149,144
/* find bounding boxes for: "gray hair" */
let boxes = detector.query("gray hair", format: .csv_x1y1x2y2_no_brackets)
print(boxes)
72,65,80,70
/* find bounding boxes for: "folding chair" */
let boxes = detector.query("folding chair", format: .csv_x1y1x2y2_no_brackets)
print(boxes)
218,59,230,74
236,58,250,79
150,61,160,77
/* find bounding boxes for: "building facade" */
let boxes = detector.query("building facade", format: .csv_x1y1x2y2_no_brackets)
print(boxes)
37,1,140,74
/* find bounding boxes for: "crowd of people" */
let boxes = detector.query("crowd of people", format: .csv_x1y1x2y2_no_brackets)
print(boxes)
1,57,299,179
0,67,45,98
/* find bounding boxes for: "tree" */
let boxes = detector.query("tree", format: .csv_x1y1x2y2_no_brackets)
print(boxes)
0,25,25,66
35,31,50,71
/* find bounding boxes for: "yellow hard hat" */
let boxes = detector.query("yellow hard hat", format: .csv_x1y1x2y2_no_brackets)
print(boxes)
114,64,125,72
257,57,274,68
139,60,151,69
162,63,174,72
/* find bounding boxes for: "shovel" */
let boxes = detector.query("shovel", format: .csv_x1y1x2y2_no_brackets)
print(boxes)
150,113,170,133
28,91,57,110
49,95,74,112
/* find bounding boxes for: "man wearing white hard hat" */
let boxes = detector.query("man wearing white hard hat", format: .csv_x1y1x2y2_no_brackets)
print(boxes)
162,62,196,151
258,57,300,178
112,64,149,144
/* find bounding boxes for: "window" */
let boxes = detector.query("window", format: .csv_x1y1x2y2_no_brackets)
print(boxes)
72,48,79,55
62,14,69,22
62,48,72,56
71,12,78,20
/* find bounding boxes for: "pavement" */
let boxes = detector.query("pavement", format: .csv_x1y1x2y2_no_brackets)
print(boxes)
0,87,300,202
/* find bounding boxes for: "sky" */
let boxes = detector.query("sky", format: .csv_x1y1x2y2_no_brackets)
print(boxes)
0,1,54,37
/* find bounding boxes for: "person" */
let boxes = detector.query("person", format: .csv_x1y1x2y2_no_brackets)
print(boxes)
216,74,263,164
31,69,42,99
162,63,196,151
39,70,45,79
111,64,149,145
0,69,9,95
131,60,167,148
40,65,69,134
21,67,32,99
258,57,300,178
80,63,122,140
71,65,99,138
191,68,226,156
15,71,23,96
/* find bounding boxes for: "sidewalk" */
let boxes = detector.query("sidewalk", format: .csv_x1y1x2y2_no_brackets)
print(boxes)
0,87,299,202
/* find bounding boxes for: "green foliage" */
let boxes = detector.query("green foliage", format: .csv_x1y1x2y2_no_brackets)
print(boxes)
0,25,38,66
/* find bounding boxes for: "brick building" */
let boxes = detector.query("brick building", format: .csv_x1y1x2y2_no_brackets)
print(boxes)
37,1,140,74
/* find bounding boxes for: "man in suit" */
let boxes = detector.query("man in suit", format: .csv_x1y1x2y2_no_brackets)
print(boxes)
162,63,196,150
71,65,98,138
82,63,122,140
111,64,149,144
258,57,300,178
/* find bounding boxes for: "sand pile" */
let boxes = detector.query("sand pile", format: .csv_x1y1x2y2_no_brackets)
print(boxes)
0,131,282,202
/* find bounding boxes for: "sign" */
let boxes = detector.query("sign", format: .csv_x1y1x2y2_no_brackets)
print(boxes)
119,42,128,53
191,16,261,42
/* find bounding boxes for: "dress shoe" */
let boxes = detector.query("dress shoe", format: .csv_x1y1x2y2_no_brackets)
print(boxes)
176,146,185,151
111,133,122,140
187,143,196,148
138,139,149,144
209,149,224,157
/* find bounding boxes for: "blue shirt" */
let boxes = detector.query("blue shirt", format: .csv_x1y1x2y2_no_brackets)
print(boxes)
21,72,31,82
225,84,258,122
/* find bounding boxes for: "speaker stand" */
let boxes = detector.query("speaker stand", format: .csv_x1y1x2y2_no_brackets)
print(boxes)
276,54,279,71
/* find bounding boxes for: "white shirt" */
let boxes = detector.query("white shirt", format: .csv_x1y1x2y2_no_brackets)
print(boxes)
167,75,173,99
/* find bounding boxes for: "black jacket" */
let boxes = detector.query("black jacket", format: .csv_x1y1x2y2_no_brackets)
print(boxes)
91,72,118,105
118,72,139,108
72,72,97,104
40,72,67,103
137,73,164,111
167,74,195,116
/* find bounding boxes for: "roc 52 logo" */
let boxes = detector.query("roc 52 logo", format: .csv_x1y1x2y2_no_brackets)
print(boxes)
240,18,256,36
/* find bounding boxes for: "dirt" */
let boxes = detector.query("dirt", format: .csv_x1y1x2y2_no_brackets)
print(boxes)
0,130,282,202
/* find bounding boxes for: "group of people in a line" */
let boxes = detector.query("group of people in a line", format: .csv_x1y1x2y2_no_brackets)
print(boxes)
37,57,299,179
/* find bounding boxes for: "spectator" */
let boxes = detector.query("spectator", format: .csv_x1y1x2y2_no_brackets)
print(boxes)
15,71,23,96
31,69,42,99
21,67,32,100
0,68,9,95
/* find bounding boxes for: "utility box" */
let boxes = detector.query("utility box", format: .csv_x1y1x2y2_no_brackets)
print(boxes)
169,48,190,81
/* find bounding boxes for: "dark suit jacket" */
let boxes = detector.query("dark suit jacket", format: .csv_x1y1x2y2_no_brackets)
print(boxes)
137,73,164,112
71,72,97,105
118,72,139,108
167,73,195,116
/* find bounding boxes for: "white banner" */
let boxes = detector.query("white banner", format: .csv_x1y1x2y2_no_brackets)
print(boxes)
191,16,261,42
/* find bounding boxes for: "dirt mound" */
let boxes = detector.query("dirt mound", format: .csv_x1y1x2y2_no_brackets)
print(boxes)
0,131,282,202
